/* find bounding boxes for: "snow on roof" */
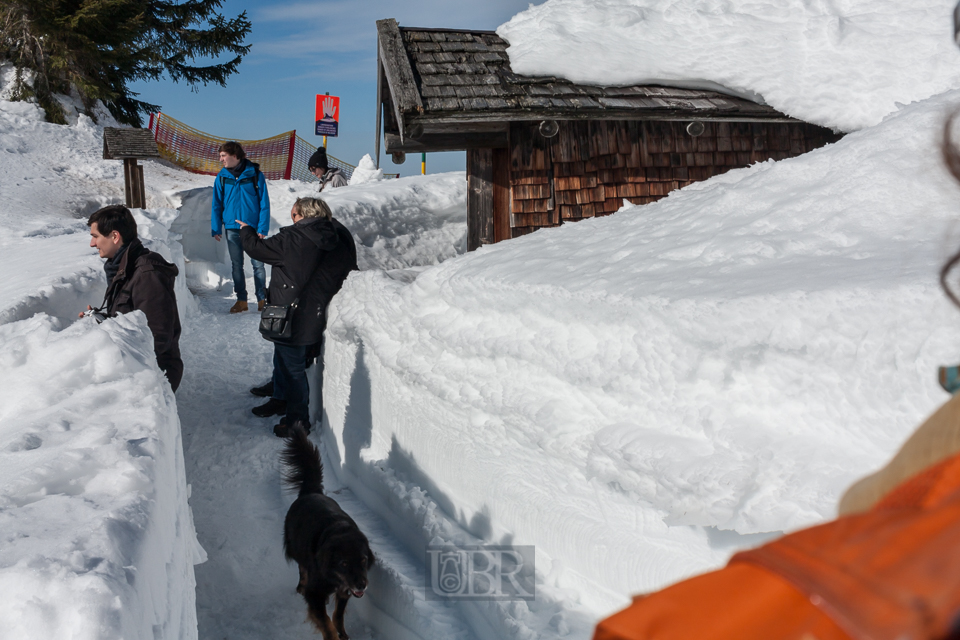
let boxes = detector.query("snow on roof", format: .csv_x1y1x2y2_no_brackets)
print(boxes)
497,0,960,133
383,22,787,122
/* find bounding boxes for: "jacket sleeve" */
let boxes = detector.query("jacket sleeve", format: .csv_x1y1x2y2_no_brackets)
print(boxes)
240,225,285,265
257,171,271,236
129,268,179,360
211,175,224,236
331,172,349,189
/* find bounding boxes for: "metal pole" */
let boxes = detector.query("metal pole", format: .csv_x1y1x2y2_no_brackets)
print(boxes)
323,92,329,148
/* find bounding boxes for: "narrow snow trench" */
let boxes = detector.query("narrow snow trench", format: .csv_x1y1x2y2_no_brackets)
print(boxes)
176,285,478,640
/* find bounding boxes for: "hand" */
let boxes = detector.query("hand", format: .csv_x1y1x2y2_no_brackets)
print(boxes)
78,304,93,319
236,220,249,228
214,234,221,242
321,96,337,120
258,233,265,239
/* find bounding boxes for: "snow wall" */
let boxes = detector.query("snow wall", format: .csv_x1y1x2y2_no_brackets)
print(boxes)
318,89,960,637
0,208,204,640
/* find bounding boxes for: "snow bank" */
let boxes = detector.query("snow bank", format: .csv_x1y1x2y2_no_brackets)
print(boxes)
171,172,465,295
272,172,467,271
322,87,960,626
0,94,207,639
0,312,204,640
498,0,960,132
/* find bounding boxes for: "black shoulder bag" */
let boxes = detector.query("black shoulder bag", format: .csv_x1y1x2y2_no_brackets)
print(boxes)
259,300,297,340
258,241,325,341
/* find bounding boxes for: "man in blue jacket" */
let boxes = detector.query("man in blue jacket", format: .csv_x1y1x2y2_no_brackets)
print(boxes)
211,141,270,313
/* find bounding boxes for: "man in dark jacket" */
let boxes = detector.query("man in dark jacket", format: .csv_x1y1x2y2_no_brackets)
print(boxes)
238,196,357,436
84,205,184,391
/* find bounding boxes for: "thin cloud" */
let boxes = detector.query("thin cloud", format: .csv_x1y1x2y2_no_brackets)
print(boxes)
256,1,364,23
256,29,373,57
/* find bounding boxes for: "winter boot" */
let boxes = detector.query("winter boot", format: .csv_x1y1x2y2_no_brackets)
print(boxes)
250,381,274,397
252,397,287,418
230,300,248,313
258,299,266,312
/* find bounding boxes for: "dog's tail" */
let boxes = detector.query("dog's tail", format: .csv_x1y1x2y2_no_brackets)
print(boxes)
280,424,324,497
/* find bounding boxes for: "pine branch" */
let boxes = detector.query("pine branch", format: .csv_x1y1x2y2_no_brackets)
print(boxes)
0,0,252,125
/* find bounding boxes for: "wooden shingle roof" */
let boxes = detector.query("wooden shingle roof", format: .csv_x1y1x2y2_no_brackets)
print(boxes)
376,19,798,153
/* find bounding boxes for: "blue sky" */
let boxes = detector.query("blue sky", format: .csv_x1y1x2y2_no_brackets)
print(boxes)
130,0,535,177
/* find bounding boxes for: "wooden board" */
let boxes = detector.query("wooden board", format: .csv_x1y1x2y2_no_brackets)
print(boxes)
467,148,493,250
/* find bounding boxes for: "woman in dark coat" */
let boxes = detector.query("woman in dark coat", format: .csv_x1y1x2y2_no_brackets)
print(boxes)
238,197,357,436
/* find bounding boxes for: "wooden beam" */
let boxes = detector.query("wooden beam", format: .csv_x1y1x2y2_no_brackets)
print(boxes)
134,164,146,209
122,158,147,209
403,110,801,125
467,149,494,251
385,131,507,153
376,19,423,141
375,55,383,170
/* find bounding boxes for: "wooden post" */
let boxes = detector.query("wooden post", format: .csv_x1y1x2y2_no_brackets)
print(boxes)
104,128,158,208
492,148,511,243
375,57,382,170
135,164,145,209
466,148,493,251
123,158,147,208
123,158,135,207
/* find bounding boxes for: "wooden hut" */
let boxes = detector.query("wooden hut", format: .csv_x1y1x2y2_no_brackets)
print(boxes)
375,19,842,250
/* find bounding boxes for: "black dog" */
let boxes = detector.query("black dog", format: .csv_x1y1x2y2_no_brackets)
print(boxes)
281,425,374,640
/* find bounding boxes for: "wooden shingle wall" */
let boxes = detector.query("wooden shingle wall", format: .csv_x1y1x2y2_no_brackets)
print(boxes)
508,120,839,237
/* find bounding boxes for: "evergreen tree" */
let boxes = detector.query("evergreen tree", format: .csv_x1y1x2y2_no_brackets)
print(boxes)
0,0,251,125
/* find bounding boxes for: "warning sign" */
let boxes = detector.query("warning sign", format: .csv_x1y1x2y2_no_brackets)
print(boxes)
315,94,340,137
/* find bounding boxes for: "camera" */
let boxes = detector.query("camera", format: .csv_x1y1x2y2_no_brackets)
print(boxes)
82,308,108,324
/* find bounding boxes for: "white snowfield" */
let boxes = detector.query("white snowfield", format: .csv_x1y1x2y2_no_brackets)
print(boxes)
498,0,960,132
5,47,960,640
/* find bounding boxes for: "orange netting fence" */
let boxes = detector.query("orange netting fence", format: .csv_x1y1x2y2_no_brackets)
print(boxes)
148,112,354,182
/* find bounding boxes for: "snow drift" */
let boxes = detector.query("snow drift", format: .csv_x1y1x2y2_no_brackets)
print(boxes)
0,312,204,640
322,87,960,628
0,94,210,640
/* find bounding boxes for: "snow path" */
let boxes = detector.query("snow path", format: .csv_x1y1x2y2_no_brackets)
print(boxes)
175,285,477,640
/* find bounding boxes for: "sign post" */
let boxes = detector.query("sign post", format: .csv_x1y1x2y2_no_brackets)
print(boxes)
315,93,340,147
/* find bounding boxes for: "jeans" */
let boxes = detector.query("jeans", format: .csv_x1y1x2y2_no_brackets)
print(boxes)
225,229,266,302
272,343,309,424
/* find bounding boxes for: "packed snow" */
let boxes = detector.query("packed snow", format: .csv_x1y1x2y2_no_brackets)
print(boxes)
498,0,960,132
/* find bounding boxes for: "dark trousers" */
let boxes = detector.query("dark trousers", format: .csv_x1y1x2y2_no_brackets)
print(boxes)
225,228,266,302
272,343,309,424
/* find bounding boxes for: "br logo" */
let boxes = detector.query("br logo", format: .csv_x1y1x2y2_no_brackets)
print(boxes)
425,546,535,600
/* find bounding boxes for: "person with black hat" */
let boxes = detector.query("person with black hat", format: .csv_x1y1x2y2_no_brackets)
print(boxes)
308,147,348,192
